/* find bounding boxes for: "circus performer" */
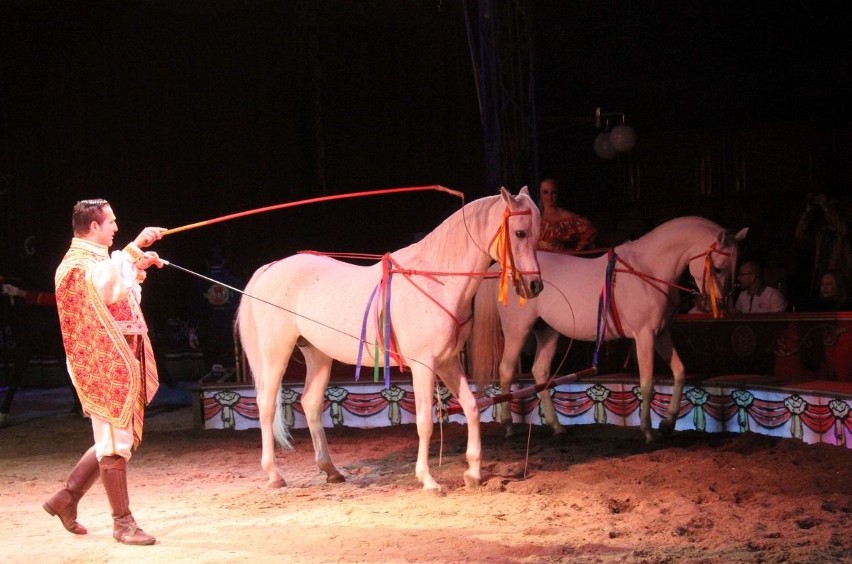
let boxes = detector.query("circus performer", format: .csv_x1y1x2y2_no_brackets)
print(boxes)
44,199,165,545
537,178,597,252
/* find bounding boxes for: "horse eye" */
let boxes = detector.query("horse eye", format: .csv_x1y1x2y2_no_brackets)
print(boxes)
515,230,526,239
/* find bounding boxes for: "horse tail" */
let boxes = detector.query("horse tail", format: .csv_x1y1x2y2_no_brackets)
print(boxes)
273,399,293,450
469,279,503,393
235,272,293,450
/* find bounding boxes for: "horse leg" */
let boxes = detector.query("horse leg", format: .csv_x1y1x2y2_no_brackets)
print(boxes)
437,359,482,489
654,329,685,437
635,333,657,443
255,373,287,488
530,326,563,435
252,340,294,488
497,335,527,438
410,366,443,492
300,347,344,483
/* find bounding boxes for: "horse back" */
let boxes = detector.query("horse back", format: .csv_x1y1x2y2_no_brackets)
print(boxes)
240,253,467,367
536,251,672,342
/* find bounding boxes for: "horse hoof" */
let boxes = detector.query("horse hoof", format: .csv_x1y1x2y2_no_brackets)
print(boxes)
422,484,444,495
419,475,443,493
659,420,676,437
463,471,481,489
266,478,287,489
326,473,346,484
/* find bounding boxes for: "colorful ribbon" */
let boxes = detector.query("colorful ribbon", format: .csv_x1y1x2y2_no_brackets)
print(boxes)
594,250,618,368
703,245,721,318
494,208,527,307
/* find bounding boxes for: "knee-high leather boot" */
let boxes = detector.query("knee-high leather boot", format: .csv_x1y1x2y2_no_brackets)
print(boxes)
43,445,100,534
99,455,156,545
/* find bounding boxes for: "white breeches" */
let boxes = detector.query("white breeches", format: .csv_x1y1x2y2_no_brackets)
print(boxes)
91,413,134,461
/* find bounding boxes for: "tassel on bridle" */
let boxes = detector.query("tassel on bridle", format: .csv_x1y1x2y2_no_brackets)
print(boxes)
493,208,529,307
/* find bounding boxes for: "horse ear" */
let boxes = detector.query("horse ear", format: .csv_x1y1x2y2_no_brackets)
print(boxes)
499,186,512,204
518,185,530,197
718,227,749,247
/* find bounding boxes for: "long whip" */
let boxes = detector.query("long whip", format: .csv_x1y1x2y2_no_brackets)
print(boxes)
160,185,463,236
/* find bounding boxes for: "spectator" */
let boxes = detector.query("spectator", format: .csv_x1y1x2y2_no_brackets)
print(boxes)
2,283,56,306
188,246,244,374
794,193,852,296
537,178,598,252
798,270,850,312
734,260,787,313
1,282,81,427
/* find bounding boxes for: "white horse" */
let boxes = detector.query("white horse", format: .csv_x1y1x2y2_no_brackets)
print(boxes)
237,187,543,491
470,216,747,442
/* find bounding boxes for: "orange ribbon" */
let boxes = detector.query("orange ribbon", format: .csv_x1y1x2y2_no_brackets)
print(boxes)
497,210,510,305
704,248,721,318
495,209,526,308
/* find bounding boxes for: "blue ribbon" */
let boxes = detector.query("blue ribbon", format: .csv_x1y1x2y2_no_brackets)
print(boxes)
355,283,380,382
594,251,618,368
382,256,393,388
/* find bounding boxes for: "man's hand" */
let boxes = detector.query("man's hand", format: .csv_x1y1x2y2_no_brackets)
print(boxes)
136,251,165,270
134,227,167,249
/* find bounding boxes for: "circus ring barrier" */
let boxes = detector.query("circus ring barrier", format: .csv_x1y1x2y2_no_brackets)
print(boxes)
191,311,852,450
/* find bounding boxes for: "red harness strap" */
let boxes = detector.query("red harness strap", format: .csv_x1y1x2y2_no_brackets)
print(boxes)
487,208,535,306
350,204,539,385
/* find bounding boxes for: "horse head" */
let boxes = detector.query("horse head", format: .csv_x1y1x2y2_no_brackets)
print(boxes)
491,186,544,301
687,223,748,314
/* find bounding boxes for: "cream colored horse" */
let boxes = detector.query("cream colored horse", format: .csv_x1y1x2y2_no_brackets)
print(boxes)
471,216,747,442
237,187,542,491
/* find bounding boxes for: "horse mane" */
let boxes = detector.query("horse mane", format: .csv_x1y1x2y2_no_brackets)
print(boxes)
394,194,498,269
617,216,724,251
643,216,723,238
609,215,738,287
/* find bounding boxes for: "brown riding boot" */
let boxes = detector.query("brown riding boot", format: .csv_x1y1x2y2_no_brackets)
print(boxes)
99,455,156,545
43,445,100,535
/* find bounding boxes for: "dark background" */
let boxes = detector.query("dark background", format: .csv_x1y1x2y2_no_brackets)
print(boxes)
2,0,849,329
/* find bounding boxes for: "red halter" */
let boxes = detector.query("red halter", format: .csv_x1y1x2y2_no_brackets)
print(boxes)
488,207,537,306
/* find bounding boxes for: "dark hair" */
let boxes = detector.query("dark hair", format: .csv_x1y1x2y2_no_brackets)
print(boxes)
72,199,110,236
739,260,763,279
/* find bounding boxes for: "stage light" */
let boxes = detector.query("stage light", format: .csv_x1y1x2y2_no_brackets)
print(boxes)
593,132,618,159
594,107,637,158
609,123,636,152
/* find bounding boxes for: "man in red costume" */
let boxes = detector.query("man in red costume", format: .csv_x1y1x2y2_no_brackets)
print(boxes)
44,199,165,545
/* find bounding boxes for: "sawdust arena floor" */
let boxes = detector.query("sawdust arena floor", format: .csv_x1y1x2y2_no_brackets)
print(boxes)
1,385,851,563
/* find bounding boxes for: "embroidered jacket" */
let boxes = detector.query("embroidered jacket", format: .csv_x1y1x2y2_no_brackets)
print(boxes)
55,238,159,446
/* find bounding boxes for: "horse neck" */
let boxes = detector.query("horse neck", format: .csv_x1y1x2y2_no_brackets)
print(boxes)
392,197,497,300
617,218,717,282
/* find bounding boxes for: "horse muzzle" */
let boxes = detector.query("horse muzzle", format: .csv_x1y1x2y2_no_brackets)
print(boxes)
515,275,544,299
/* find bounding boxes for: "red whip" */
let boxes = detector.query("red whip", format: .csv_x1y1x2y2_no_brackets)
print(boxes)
161,185,463,236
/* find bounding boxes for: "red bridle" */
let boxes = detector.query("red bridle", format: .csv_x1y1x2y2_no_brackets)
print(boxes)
488,207,540,305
